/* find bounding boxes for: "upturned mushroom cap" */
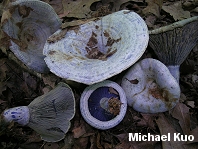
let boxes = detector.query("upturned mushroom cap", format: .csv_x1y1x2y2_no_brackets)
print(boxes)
2,82,75,142
121,58,181,113
1,0,61,73
43,10,149,85
80,80,127,130
149,16,198,66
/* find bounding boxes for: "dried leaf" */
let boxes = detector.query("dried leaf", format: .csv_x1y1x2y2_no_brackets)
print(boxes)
73,137,89,149
142,0,163,17
170,103,191,135
42,0,64,15
47,29,67,43
162,2,191,21
72,124,86,138
62,18,96,29
187,127,198,143
108,87,119,95
115,133,157,149
61,0,101,19
44,142,59,149
155,113,187,149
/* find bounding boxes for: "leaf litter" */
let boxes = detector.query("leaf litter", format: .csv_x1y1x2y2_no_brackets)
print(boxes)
0,0,198,148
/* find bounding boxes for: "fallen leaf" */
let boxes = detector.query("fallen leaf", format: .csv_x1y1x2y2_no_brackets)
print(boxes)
170,103,191,135
162,1,191,21
62,0,101,19
142,0,163,17
155,113,188,149
72,123,86,138
73,137,89,149
187,126,198,143
44,142,59,149
115,133,157,149
42,0,64,15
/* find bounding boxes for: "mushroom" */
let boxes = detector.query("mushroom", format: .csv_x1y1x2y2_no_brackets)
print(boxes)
121,58,181,113
2,82,75,142
43,10,149,85
1,0,61,73
149,16,198,82
80,80,127,130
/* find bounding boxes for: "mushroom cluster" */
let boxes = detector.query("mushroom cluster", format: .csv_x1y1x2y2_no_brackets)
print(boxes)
2,0,197,143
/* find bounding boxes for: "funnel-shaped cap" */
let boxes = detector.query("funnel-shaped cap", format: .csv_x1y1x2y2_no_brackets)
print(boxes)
43,10,149,85
1,0,61,73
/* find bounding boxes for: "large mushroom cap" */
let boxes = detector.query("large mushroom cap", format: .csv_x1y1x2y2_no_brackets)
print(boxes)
43,10,149,85
80,80,127,130
1,0,61,73
121,58,181,113
149,16,198,66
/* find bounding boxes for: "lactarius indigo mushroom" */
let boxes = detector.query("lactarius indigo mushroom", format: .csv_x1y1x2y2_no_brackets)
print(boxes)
2,82,75,142
43,10,149,85
80,80,127,130
1,0,61,73
121,58,180,113
149,16,198,82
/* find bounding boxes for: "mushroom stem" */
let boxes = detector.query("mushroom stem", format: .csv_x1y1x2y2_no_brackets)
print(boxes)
100,97,109,111
167,65,180,83
3,106,30,126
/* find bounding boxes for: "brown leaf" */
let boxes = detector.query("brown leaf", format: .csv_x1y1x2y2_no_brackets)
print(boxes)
73,137,89,149
170,103,191,135
47,28,67,43
72,123,86,138
44,142,59,149
187,127,198,143
108,87,119,95
115,133,157,149
61,0,101,19
142,0,163,17
162,1,191,21
155,113,188,149
42,0,64,15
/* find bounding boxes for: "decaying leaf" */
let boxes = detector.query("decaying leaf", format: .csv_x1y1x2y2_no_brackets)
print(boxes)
170,103,191,135
47,28,67,43
42,0,64,15
115,133,157,149
188,127,198,143
156,113,187,149
162,1,191,21
108,87,119,95
134,113,157,130
142,0,163,17
61,0,101,19
72,123,86,138
62,18,96,29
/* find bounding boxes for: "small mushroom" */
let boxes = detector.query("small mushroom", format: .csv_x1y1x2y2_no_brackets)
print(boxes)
149,16,198,82
1,0,61,73
121,58,180,113
2,82,75,142
43,10,149,85
80,80,127,130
